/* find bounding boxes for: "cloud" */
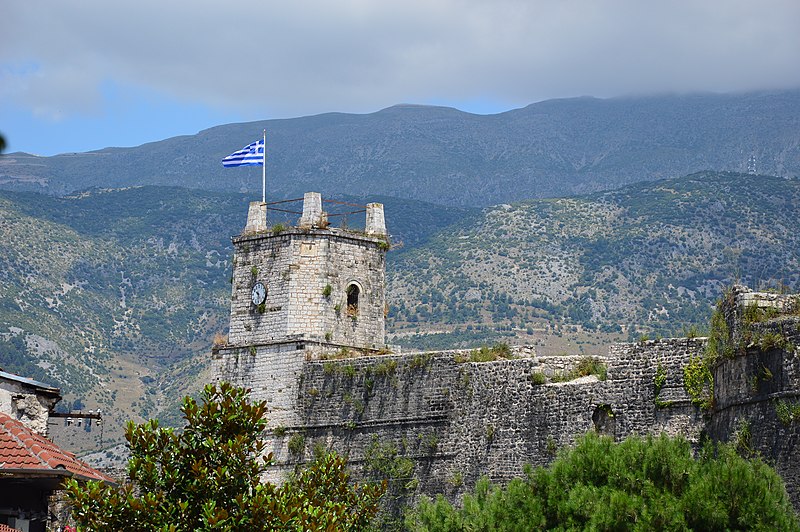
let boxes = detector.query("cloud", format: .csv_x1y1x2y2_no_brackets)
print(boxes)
3,0,800,122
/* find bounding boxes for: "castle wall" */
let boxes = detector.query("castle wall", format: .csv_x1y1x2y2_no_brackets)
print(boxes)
708,315,800,506
248,339,706,501
214,343,307,428
220,197,800,510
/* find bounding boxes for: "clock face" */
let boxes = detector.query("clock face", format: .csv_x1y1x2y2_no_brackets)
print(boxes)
251,282,266,306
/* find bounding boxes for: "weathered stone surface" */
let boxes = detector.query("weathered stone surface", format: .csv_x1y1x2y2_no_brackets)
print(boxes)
226,228,386,352
0,375,60,437
243,201,267,234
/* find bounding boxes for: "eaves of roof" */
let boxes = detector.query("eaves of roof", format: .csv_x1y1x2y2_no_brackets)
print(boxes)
0,412,114,484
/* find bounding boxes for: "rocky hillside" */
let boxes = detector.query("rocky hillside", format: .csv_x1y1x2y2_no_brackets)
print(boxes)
387,172,800,348
1,91,799,206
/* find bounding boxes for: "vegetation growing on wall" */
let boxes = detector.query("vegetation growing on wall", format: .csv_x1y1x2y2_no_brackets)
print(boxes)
774,400,800,425
363,436,418,529
454,342,514,363
653,362,673,408
550,356,608,383
683,355,714,410
705,291,736,363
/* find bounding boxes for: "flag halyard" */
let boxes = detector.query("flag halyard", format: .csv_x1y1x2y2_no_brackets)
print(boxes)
222,139,265,167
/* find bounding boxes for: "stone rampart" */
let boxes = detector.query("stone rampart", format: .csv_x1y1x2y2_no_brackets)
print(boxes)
245,338,708,502
708,313,800,505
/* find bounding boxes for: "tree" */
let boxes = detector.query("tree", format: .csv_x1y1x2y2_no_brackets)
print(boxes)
65,382,385,531
407,432,799,531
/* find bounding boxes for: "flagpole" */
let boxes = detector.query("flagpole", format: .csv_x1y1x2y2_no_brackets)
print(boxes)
262,129,266,204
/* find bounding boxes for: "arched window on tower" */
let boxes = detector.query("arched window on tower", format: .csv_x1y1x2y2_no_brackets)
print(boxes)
346,283,360,317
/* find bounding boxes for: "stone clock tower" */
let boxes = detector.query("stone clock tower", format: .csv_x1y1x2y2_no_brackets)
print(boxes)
214,192,388,427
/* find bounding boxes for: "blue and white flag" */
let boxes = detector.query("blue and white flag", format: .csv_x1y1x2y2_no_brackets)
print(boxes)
222,139,265,167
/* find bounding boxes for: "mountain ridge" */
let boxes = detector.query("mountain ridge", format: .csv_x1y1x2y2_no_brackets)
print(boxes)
2,90,798,206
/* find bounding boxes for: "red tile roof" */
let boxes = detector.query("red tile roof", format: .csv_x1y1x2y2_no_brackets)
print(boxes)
0,412,114,483
0,525,22,532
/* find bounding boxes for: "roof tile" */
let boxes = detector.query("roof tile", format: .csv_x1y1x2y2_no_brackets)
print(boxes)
0,412,114,482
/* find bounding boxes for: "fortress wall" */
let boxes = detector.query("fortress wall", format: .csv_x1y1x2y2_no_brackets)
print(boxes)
214,343,307,428
708,316,800,506
254,339,709,500
219,315,800,506
607,338,706,440
448,361,607,490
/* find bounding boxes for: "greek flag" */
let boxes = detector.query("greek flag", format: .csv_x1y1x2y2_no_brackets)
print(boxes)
222,139,265,167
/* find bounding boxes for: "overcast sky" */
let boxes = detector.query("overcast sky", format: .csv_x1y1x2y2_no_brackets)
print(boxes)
2,0,799,155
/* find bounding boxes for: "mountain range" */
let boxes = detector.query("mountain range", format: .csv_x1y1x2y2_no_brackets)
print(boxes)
1,91,799,206
0,171,797,453
387,171,800,349
0,90,798,453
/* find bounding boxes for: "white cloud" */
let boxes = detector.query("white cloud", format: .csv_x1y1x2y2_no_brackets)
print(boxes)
3,0,800,121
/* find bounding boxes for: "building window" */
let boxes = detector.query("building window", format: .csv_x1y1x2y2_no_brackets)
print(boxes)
346,283,360,317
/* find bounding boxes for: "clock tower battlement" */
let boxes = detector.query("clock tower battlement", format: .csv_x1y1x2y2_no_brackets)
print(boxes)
226,192,388,356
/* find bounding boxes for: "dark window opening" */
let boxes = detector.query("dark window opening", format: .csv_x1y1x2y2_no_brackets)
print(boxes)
346,284,360,316
592,404,616,436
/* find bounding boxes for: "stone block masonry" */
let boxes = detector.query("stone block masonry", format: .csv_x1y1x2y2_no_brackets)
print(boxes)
227,339,707,502
234,323,800,509
226,195,387,354
228,229,386,350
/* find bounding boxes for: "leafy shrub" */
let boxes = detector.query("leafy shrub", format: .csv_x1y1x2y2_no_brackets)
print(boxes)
575,356,607,380
459,342,515,363
65,383,385,531
406,433,798,531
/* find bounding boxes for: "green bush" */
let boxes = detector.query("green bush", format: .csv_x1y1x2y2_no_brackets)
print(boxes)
65,383,385,531
461,342,515,363
575,356,607,380
406,432,798,531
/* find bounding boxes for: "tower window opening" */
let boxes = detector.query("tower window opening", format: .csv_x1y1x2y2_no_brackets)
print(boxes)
346,283,360,316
